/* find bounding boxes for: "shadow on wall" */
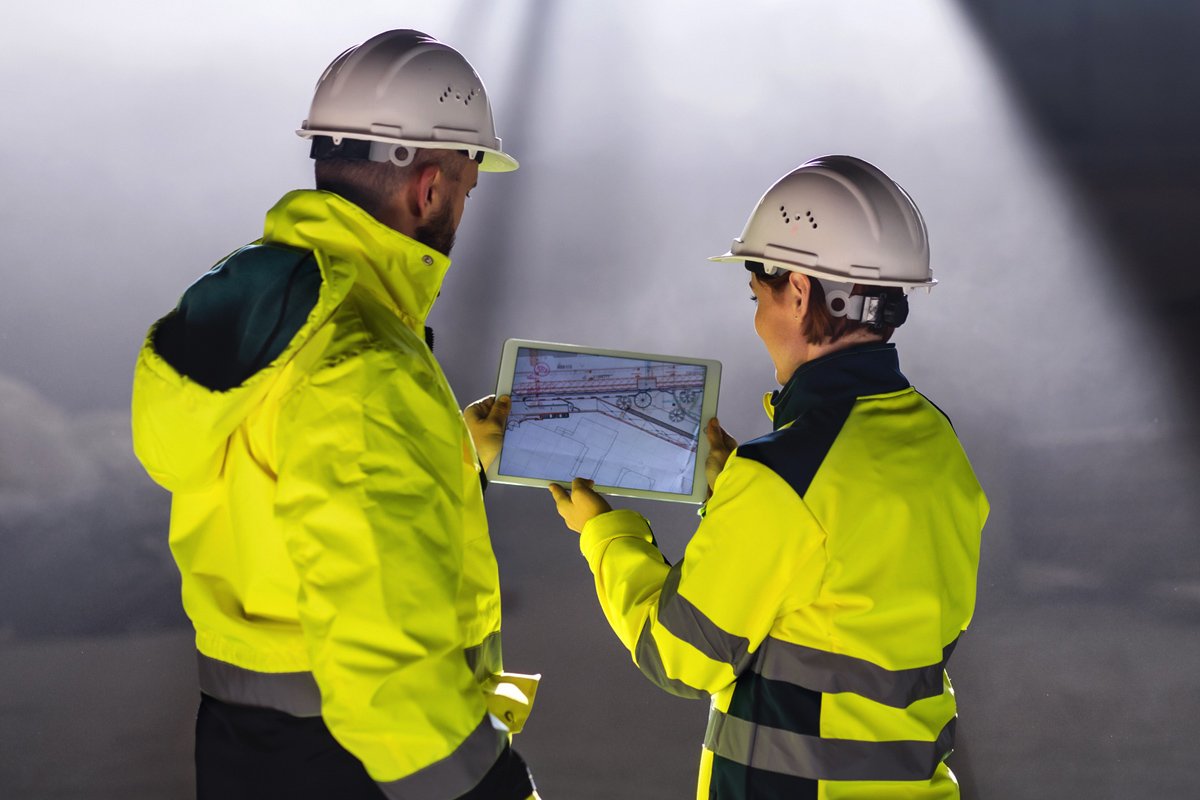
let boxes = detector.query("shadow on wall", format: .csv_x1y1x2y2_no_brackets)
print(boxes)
958,0,1200,397
0,374,181,639
949,0,1200,631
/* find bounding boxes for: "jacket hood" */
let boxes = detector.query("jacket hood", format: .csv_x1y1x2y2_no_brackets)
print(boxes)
264,190,451,334
131,190,450,492
132,333,289,492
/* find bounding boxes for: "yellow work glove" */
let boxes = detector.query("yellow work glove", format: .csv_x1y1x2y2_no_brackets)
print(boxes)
482,672,541,734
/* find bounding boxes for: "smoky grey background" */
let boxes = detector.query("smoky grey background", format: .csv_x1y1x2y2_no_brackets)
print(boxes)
2,1,1197,798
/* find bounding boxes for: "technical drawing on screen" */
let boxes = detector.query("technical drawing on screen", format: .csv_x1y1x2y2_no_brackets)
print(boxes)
489,340,722,504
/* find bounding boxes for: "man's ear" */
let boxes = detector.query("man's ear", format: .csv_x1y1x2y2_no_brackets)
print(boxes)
410,163,443,221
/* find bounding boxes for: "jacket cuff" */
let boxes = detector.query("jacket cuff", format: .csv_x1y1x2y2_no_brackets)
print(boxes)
579,509,653,571
375,713,506,800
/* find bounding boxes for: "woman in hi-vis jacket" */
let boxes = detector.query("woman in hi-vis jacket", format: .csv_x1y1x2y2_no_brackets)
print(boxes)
549,156,988,800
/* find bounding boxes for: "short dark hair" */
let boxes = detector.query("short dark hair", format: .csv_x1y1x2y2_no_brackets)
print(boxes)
314,147,465,218
747,263,903,344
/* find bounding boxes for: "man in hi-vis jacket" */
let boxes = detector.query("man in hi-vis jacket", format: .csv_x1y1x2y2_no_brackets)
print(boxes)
132,30,539,800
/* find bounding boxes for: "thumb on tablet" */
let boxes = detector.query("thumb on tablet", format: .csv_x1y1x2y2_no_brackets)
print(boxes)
489,395,511,425
705,418,737,492
547,479,610,533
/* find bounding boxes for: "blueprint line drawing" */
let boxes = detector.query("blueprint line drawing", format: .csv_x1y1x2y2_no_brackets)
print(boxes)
498,348,707,494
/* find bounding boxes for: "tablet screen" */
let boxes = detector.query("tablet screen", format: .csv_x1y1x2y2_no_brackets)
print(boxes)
496,346,709,496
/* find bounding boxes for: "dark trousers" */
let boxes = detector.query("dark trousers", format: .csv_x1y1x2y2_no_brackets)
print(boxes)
195,694,534,800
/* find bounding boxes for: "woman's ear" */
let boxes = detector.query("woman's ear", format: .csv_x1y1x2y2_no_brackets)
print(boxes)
788,270,811,317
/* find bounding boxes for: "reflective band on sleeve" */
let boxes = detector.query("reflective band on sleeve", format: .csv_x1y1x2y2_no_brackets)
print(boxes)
196,652,323,717
705,709,956,782
753,636,958,709
656,563,753,674
638,564,958,710
376,712,506,800
464,631,503,682
634,617,709,699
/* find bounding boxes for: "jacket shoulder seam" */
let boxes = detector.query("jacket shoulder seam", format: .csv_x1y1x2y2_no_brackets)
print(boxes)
736,398,856,498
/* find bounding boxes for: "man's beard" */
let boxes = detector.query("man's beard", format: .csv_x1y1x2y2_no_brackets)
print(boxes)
415,202,457,256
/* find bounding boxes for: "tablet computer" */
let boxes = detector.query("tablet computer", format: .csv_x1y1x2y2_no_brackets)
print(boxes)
488,338,721,505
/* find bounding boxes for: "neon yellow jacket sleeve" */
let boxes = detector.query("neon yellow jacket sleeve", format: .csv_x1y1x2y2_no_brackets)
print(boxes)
274,343,503,786
578,454,827,696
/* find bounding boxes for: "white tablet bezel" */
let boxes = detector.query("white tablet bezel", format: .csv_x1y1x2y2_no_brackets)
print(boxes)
487,338,722,505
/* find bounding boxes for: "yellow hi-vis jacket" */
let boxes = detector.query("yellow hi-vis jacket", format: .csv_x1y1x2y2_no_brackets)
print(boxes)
131,190,528,799
579,344,987,800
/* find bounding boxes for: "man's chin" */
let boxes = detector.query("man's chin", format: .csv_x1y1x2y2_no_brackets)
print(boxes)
415,210,457,257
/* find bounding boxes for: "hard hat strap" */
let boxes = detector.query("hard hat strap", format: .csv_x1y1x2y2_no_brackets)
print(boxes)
819,279,909,329
309,135,372,160
368,142,417,167
309,135,485,165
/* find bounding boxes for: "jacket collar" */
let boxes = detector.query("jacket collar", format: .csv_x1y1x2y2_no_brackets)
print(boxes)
765,343,910,430
261,190,451,334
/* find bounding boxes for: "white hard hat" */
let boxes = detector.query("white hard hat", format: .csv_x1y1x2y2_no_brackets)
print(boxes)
710,155,933,290
297,30,517,172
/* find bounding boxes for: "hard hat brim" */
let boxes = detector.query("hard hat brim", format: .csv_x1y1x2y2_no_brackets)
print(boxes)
707,253,937,290
297,129,518,172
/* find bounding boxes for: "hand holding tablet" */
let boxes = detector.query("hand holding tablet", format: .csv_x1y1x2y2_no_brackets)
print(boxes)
487,339,722,505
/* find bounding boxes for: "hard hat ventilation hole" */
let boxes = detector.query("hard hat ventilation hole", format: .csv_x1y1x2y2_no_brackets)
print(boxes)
439,86,480,106
781,204,821,228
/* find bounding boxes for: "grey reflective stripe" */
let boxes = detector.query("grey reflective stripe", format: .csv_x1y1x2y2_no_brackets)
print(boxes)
706,708,955,782
657,562,753,673
650,562,958,709
376,712,506,800
634,617,708,699
464,631,503,682
753,636,958,709
196,652,322,717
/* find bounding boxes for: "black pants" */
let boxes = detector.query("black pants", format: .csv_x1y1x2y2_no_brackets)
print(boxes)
196,694,534,800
